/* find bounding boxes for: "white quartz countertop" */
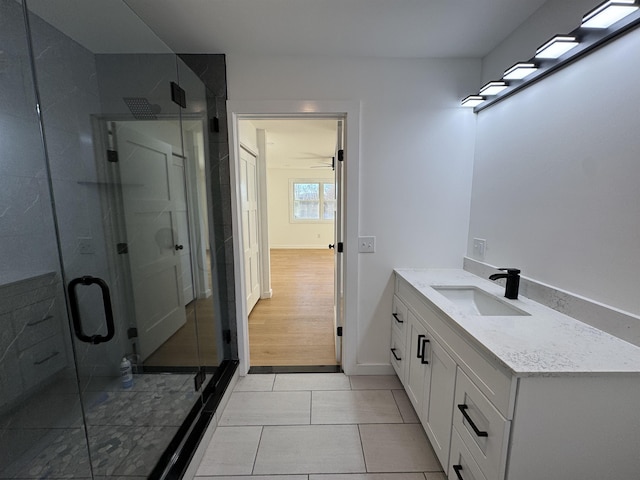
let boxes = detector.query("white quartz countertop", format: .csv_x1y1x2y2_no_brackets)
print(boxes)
395,268,640,376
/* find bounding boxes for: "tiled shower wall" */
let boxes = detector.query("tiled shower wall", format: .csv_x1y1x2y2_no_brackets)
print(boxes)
179,54,237,360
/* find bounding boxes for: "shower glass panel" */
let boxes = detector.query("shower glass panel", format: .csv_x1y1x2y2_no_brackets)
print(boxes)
0,0,92,476
0,0,224,477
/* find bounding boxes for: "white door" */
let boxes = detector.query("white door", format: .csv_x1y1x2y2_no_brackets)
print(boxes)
240,145,261,313
334,120,345,364
117,125,187,360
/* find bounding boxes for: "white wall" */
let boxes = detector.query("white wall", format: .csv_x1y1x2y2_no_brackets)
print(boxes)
481,0,597,83
227,55,480,368
469,26,640,316
267,168,335,248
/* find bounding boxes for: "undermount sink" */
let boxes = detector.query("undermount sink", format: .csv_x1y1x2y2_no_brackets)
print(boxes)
431,286,530,316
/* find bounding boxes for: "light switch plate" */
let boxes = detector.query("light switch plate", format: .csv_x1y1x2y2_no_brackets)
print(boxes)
358,236,376,253
473,238,486,260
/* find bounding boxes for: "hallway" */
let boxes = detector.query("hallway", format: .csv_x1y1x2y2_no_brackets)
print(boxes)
190,374,445,478
249,250,337,366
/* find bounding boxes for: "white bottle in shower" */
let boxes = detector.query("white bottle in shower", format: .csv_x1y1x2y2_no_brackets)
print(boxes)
120,357,133,389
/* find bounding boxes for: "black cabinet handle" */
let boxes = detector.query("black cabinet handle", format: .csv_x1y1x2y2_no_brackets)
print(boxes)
390,348,401,361
68,276,115,345
420,337,430,364
175,244,184,250
417,334,425,358
392,313,404,324
34,351,60,365
458,404,488,437
453,465,464,480
27,315,54,327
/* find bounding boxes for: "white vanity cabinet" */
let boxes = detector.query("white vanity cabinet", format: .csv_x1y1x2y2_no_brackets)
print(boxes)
392,269,640,480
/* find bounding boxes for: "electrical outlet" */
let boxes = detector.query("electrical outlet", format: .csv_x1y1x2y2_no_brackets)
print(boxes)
473,238,486,260
358,236,376,253
78,237,96,255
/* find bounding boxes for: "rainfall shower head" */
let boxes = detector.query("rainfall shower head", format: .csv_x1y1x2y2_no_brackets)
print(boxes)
122,97,160,120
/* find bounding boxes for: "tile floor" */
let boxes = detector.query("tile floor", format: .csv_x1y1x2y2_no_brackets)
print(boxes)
0,373,195,478
192,374,446,480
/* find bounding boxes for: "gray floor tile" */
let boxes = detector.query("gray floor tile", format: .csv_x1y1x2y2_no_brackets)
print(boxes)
195,426,262,476
234,374,275,391
219,391,311,426
253,425,366,474
392,389,420,423
312,390,403,424
424,473,447,480
198,477,307,480
350,375,402,390
359,424,442,473
274,373,351,391
310,475,426,480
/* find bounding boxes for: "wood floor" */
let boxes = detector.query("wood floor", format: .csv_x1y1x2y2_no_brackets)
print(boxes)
249,249,337,366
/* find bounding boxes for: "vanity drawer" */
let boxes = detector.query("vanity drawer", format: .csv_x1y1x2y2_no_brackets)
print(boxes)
19,333,66,391
390,327,406,382
13,297,59,351
449,429,488,480
453,368,510,480
391,294,408,339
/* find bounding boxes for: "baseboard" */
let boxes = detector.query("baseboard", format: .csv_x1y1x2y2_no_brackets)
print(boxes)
260,289,273,299
271,245,332,250
350,363,395,376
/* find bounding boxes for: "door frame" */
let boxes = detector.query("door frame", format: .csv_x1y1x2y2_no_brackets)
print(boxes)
227,100,360,376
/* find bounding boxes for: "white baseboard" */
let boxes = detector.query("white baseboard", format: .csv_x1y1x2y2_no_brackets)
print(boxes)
348,363,395,376
271,245,332,250
260,289,273,299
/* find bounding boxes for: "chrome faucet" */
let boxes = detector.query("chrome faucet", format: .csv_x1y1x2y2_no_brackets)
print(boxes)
489,268,521,299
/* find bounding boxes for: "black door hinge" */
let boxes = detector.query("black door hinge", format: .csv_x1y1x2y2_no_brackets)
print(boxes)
337,326,343,337
210,117,220,133
107,150,118,163
337,242,343,253
194,368,206,392
170,81,186,108
117,243,128,254
338,149,344,162
223,329,232,344
127,327,138,339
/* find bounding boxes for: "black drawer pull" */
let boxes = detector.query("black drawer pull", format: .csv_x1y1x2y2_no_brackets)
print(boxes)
420,337,430,364
34,351,60,365
417,334,425,358
27,315,54,327
390,348,402,361
392,313,404,324
453,465,464,480
458,404,488,437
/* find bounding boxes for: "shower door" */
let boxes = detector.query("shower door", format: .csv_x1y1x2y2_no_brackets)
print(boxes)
0,1,218,477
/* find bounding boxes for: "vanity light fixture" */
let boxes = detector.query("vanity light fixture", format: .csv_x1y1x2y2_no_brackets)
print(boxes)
462,0,640,112
582,0,639,28
461,95,485,107
479,81,509,96
503,62,539,80
535,35,579,59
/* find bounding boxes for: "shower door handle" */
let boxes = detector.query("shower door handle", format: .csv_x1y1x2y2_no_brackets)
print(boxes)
68,276,115,344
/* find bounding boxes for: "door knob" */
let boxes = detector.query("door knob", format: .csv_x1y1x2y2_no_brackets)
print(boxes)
328,244,335,249
175,244,184,250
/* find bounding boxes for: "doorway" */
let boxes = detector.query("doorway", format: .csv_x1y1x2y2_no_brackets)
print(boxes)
236,117,342,368
228,100,360,376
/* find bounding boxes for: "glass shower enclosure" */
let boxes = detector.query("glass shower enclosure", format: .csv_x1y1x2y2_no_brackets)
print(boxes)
0,1,230,477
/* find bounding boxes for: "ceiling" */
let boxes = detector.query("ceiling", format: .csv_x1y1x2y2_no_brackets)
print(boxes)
242,119,339,170
124,0,551,58
26,1,571,170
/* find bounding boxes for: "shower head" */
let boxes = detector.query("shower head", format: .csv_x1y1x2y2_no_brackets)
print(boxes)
122,97,160,120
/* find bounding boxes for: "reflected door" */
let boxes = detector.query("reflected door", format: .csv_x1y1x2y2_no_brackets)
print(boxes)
116,125,187,360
